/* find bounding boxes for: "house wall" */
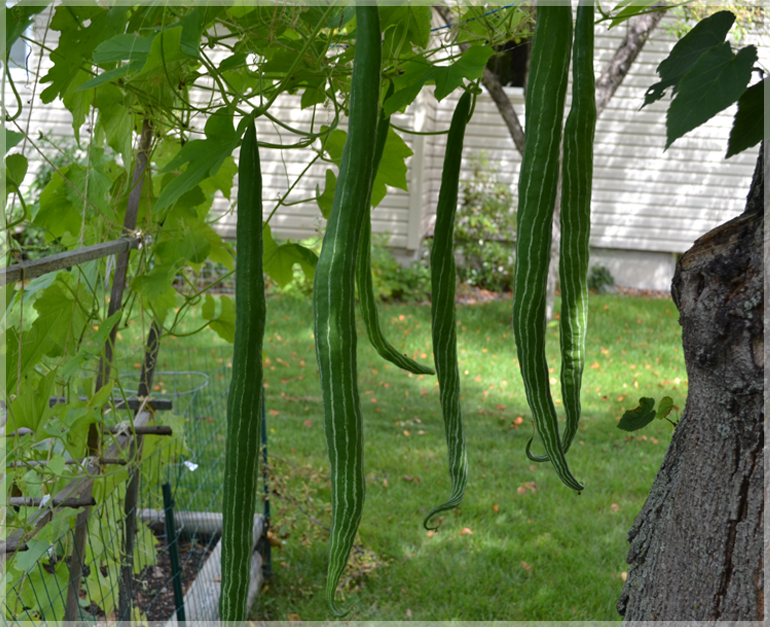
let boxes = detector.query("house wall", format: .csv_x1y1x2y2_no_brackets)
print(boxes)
419,13,766,290
5,6,766,291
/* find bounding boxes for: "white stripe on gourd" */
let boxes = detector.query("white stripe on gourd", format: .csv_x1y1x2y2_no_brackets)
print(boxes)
424,91,472,530
512,5,583,492
313,5,381,617
219,121,266,622
357,105,436,376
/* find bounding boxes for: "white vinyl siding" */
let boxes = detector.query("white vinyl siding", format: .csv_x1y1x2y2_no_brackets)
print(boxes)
5,7,766,261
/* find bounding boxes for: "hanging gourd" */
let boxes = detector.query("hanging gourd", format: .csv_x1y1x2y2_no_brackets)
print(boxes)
312,4,381,617
424,91,473,529
220,120,267,622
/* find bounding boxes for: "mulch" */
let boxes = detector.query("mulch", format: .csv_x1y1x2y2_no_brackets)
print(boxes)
80,535,214,622
451,284,672,305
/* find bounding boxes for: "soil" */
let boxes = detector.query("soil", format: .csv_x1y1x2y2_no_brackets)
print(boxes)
129,536,214,622
80,534,215,622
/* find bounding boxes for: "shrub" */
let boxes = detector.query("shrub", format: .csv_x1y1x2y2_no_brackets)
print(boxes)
424,152,517,292
369,234,431,303
587,264,616,293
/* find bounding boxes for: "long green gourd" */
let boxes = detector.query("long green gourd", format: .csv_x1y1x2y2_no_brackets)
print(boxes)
424,91,472,529
219,120,266,622
313,4,380,617
525,0,597,465
512,5,583,492
356,102,436,376
558,0,596,455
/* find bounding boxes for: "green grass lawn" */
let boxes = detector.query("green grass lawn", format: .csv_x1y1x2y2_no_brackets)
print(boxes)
122,292,687,621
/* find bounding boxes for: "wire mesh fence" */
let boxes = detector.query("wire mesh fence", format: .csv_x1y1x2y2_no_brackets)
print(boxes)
1,346,261,624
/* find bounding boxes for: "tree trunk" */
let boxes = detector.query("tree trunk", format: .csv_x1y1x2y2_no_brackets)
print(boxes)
617,145,764,620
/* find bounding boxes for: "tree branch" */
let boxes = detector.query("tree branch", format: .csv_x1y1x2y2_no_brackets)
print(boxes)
433,4,527,155
595,3,668,117
433,3,668,155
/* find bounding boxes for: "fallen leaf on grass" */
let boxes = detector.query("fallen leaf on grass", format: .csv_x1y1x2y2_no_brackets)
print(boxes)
303,420,313,428
590,362,600,369
611,503,619,511
521,561,533,573
269,409,280,417
517,482,538,495
460,528,473,536
492,504,499,513
621,571,628,581
287,613,301,621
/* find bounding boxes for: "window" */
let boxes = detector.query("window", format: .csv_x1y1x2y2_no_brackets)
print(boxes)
5,1,32,77
8,35,29,73
486,39,530,89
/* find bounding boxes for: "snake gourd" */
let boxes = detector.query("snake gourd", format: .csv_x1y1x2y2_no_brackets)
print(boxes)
219,120,267,622
356,96,436,376
313,4,381,616
558,0,596,455
512,5,583,492
424,91,473,529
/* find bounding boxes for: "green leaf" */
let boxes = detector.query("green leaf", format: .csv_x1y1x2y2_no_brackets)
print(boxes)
201,292,216,320
371,127,413,207
92,33,154,64
666,43,757,149
655,396,675,420
59,311,121,379
434,46,494,101
130,263,181,324
384,56,434,116
6,370,57,434
617,397,657,432
208,295,236,343
88,379,114,411
95,86,133,167
320,129,347,164
135,26,187,77
76,62,141,92
5,4,48,59
262,225,318,286
202,293,236,343
155,109,240,215
5,153,28,189
643,11,736,107
40,6,130,104
608,0,663,29
5,129,24,154
380,6,432,55
301,87,327,109
12,539,52,573
316,169,336,219
177,229,211,264
726,79,765,158
34,160,115,238
179,8,203,58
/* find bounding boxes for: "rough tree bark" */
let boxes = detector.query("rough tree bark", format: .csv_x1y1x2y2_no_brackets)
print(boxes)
616,145,765,621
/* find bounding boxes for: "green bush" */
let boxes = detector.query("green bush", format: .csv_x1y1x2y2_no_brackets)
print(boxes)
264,234,430,303
587,264,616,293
424,152,517,292
369,234,430,303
